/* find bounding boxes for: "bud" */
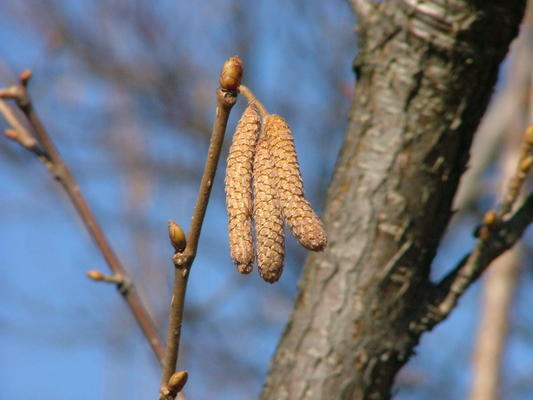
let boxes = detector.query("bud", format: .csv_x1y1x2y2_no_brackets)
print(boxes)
168,221,187,252
519,156,533,173
19,69,32,85
86,269,105,281
168,370,188,394
219,56,243,90
483,210,498,227
4,129,19,141
264,114,327,251
524,125,533,145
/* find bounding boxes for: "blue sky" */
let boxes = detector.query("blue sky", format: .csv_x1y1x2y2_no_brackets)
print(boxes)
0,1,532,399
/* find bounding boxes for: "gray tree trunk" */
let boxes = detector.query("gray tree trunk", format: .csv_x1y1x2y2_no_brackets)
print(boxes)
261,1,526,399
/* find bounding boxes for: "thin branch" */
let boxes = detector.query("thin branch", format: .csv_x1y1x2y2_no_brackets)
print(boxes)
417,124,533,329
424,194,533,327
159,57,241,399
0,71,165,363
348,0,377,20
238,84,268,118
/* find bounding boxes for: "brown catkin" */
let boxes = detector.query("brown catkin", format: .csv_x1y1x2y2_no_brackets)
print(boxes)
225,105,261,273
253,133,285,283
264,114,327,251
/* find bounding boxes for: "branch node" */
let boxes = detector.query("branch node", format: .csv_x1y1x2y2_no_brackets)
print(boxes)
86,269,131,293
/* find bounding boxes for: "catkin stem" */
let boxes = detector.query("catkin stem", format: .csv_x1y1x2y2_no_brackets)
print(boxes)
239,85,268,119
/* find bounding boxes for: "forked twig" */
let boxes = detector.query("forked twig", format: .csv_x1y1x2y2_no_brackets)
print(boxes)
159,57,242,399
0,70,165,363
420,125,533,329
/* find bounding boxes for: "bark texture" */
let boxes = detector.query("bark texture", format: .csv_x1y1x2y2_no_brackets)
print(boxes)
261,1,526,399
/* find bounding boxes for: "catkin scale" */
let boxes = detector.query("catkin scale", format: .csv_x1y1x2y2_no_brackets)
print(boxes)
264,114,327,251
225,105,261,273
253,133,285,283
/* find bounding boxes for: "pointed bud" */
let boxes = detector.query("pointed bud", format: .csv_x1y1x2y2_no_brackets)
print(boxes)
19,69,32,86
219,56,243,90
86,269,105,281
168,370,188,394
4,129,19,141
519,156,533,173
168,221,186,252
483,210,498,227
524,125,533,145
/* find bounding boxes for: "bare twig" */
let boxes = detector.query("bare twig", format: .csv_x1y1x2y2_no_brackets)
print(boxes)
424,194,533,327
0,71,165,363
419,124,533,329
238,85,268,118
159,57,241,399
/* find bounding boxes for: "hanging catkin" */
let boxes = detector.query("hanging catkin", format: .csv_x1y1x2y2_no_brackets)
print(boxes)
264,114,327,251
225,104,261,273
253,132,285,283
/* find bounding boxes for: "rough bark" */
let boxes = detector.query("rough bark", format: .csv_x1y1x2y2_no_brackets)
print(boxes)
261,1,526,399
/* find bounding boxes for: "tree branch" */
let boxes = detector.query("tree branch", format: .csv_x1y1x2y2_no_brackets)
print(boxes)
159,57,241,399
425,194,533,327
0,71,165,363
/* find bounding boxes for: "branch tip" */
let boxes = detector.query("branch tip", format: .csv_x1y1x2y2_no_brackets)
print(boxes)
19,69,32,86
86,269,106,281
4,129,19,141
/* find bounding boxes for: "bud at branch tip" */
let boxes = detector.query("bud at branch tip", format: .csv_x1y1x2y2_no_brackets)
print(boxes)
86,269,105,281
219,56,243,91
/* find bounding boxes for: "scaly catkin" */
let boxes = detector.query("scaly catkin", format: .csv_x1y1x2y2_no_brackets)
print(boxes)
225,105,261,273
253,133,285,283
264,114,327,251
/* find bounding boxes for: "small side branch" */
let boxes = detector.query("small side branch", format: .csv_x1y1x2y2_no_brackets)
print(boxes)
159,57,241,399
418,124,533,329
425,194,533,327
0,71,165,363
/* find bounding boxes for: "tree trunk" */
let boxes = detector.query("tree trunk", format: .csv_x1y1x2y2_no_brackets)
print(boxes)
261,1,526,399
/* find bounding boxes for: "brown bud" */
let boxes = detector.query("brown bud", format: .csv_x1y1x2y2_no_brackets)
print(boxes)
86,269,105,281
219,56,243,90
168,220,187,252
4,129,19,141
264,114,327,251
519,156,533,173
253,133,285,283
225,105,261,273
168,371,188,394
524,125,533,145
19,69,32,85
483,210,498,227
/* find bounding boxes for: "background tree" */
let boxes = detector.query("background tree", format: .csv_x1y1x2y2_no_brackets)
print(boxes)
0,1,532,399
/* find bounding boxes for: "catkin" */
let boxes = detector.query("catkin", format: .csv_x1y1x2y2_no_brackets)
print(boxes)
264,114,327,251
253,133,285,283
225,104,261,273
